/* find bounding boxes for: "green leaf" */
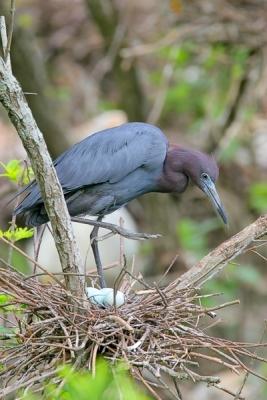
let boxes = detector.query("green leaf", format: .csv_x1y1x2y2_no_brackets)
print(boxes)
0,294,13,304
21,359,151,399
249,183,267,213
0,160,34,185
1,227,34,242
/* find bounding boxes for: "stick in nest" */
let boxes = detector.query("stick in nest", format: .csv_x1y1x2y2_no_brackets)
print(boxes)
1,266,267,398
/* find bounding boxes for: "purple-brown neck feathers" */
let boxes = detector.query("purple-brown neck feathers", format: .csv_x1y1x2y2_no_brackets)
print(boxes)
157,144,219,193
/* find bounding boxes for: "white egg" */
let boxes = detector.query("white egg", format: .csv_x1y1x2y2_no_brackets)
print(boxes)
103,289,125,308
86,287,103,305
99,288,114,296
86,287,125,308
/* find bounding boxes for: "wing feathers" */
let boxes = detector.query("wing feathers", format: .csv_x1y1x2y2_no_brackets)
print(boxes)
15,123,168,214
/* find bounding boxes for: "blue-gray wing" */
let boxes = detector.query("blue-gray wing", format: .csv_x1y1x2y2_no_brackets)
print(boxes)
56,122,168,190
15,123,168,213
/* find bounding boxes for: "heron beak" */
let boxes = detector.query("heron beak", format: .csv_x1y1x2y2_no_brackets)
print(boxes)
201,178,228,225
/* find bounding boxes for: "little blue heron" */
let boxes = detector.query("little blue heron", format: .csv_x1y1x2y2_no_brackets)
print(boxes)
15,122,227,288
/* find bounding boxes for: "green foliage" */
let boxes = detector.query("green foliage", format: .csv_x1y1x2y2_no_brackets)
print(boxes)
202,263,262,307
17,13,34,29
0,293,13,305
0,227,34,242
176,217,220,257
0,227,33,274
159,44,192,66
99,99,120,111
154,42,251,136
21,359,151,400
0,293,27,314
0,293,25,343
0,159,34,185
0,241,31,274
249,182,267,213
0,159,34,274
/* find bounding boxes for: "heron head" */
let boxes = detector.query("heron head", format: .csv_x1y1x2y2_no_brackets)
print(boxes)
184,150,228,225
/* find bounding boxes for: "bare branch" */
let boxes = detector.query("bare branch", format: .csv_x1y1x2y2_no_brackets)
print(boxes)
71,216,161,240
0,17,83,295
177,214,267,289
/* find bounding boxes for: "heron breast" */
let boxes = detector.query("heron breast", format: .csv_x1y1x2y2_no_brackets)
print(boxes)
157,171,189,193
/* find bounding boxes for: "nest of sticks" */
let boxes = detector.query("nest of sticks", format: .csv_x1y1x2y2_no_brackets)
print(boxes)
1,265,267,399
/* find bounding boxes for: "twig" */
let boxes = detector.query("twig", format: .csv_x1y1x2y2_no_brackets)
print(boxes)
0,370,57,397
157,367,220,384
91,343,98,377
71,216,161,240
204,299,240,313
127,328,150,351
0,236,65,288
188,352,240,372
33,225,47,274
0,16,11,71
135,369,163,400
234,321,267,399
214,384,245,399
0,237,266,397
157,375,182,400
24,261,119,280
7,162,29,266
5,0,15,63
157,254,179,286
105,315,133,332
172,378,183,400
154,284,168,308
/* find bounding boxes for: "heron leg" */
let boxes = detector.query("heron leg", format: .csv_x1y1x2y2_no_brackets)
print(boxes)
90,216,107,288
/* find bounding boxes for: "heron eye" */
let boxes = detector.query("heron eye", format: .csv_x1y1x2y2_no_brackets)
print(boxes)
202,173,209,180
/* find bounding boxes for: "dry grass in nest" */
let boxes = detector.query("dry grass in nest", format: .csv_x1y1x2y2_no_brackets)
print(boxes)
0,266,267,398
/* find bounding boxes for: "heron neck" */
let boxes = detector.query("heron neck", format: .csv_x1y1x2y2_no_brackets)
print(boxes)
157,145,189,193
168,144,197,171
